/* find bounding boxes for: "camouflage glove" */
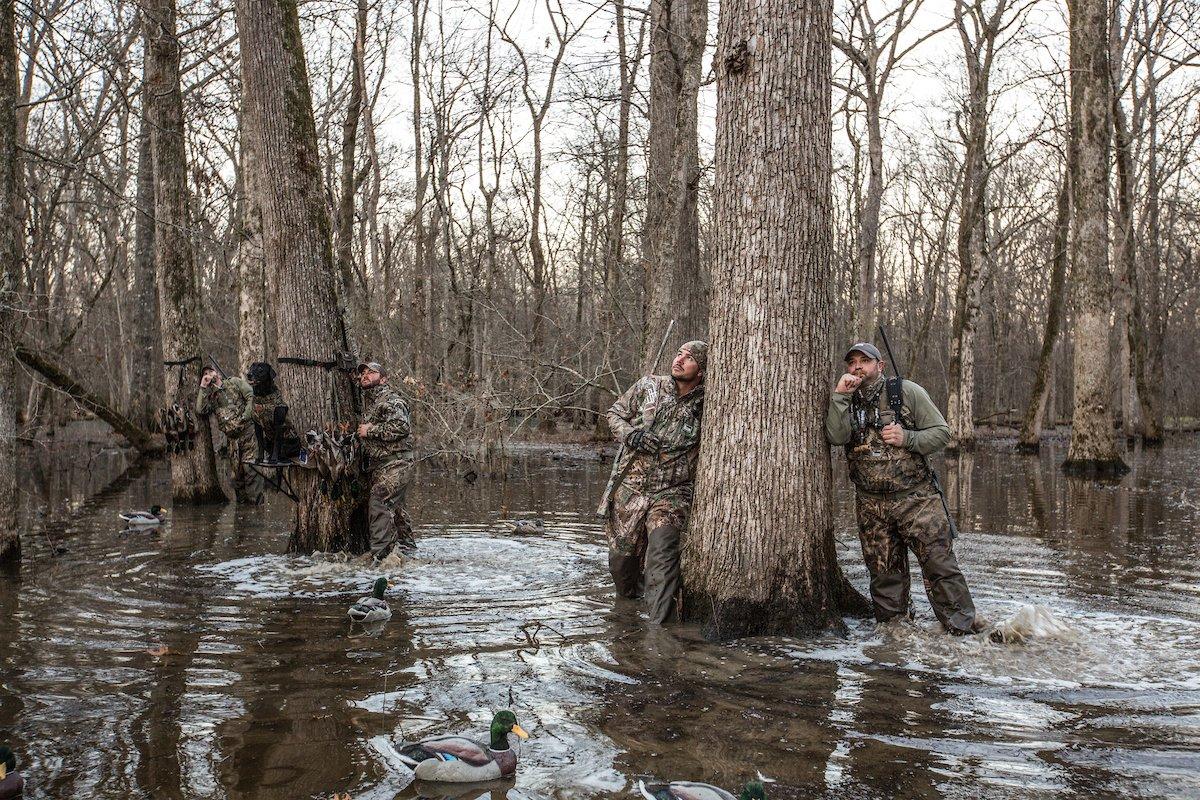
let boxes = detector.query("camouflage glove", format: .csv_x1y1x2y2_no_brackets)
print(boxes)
625,429,662,454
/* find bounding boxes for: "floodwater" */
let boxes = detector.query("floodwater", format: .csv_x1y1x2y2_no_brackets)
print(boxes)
3,437,1199,799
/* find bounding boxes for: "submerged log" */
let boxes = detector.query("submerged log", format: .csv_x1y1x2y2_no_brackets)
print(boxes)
15,344,160,456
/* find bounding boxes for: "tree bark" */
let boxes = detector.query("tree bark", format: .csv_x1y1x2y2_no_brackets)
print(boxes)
235,0,366,552
641,0,706,371
129,27,164,431
1017,163,1070,453
410,0,430,378
334,0,369,351
1062,0,1126,476
0,0,19,563
144,0,225,503
682,0,865,639
236,93,270,371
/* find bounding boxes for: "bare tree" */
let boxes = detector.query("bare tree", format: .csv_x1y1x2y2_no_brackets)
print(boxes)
641,0,706,369
683,0,866,639
834,0,949,339
236,0,364,550
0,0,18,563
1062,0,1126,475
144,0,224,503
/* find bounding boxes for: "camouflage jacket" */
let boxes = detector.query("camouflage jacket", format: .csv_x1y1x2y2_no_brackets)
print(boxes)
251,388,299,444
825,375,949,496
196,376,254,437
359,384,414,469
597,375,705,516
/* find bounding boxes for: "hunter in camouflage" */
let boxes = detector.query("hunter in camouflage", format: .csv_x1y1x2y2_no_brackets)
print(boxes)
600,340,706,624
196,366,263,504
357,361,417,561
825,342,985,635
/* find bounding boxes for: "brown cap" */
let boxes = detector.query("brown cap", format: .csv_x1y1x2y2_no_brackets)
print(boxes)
356,361,387,377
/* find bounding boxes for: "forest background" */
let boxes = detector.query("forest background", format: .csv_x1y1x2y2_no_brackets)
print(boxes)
5,0,1199,469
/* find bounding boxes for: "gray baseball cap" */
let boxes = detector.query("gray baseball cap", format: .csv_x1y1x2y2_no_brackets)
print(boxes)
356,361,387,376
844,342,882,362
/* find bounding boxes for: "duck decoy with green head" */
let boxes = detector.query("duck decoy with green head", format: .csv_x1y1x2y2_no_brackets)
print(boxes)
395,710,530,782
348,577,393,623
119,505,165,527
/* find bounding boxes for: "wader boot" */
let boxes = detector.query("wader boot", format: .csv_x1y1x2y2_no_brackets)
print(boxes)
644,524,682,624
368,461,415,561
608,548,644,600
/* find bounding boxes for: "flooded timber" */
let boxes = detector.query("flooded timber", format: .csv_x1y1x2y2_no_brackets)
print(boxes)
2,437,1198,799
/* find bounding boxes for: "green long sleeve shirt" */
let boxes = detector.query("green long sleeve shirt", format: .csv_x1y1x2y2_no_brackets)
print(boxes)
825,378,951,456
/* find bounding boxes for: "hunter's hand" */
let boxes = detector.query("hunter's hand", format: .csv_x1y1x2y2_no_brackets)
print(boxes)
881,423,906,447
835,373,862,394
200,374,212,388
626,429,662,454
357,423,372,438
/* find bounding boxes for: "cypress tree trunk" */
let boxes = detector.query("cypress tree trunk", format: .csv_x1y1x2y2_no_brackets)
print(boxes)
235,105,270,372
129,27,164,431
144,0,225,503
1017,164,1070,453
641,0,706,371
1062,0,1127,476
235,0,367,553
0,0,20,563
682,0,865,639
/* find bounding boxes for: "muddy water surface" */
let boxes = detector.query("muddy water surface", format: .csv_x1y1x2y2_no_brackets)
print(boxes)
2,439,1199,799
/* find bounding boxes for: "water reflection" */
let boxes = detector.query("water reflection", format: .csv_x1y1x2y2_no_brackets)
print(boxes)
2,438,1199,798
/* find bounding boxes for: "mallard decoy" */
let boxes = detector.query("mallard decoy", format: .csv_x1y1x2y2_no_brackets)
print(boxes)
639,780,767,800
508,519,545,535
395,710,529,782
348,577,393,623
119,505,165,527
0,746,24,800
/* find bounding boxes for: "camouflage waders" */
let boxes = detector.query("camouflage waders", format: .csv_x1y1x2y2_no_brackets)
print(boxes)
368,459,416,559
856,483,976,633
226,427,264,505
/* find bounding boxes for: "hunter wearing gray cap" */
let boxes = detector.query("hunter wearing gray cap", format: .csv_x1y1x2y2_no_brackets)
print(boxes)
356,360,416,560
825,341,987,636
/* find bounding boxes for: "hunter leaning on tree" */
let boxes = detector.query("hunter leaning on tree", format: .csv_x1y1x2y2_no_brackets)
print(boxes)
196,366,262,505
598,340,706,625
826,342,987,636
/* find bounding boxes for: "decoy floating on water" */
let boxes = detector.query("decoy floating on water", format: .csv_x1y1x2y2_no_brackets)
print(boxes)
507,519,545,535
0,746,25,800
118,505,165,527
348,577,393,623
395,710,529,782
639,780,767,800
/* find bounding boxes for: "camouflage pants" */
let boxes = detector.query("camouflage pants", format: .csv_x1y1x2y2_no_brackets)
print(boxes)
855,484,979,635
605,483,689,623
368,460,415,560
222,427,263,505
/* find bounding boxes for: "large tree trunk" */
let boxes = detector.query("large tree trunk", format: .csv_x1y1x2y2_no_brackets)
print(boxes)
0,0,19,563
641,0,706,371
1112,94,1138,440
682,0,865,640
236,97,270,371
854,96,883,341
144,0,225,503
1017,164,1070,453
236,0,366,552
334,0,369,350
1133,84,1164,444
128,32,164,431
1062,0,1126,476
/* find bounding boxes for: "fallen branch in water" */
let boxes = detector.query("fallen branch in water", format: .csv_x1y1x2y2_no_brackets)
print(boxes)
14,343,161,456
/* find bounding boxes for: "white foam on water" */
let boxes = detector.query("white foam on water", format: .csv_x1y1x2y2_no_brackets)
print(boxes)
991,604,1078,644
